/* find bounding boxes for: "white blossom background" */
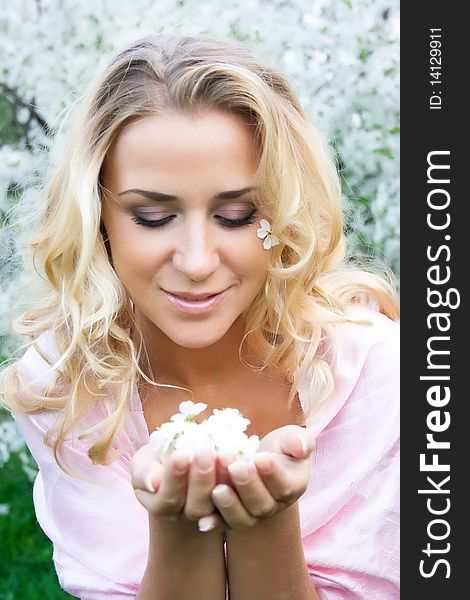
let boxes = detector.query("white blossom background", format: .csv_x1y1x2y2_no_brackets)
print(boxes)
0,0,399,473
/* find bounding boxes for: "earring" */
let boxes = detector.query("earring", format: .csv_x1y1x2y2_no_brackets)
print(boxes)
256,219,280,250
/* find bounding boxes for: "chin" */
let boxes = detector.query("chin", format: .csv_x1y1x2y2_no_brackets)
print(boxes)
163,324,231,349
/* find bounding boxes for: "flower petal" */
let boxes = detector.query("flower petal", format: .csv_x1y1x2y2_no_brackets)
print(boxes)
257,228,268,239
259,218,271,231
263,236,272,250
269,234,280,246
179,400,207,416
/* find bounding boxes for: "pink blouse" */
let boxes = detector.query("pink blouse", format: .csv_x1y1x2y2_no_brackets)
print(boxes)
11,304,399,599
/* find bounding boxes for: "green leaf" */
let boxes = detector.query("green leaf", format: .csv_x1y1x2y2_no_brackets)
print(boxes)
359,46,373,61
373,147,394,159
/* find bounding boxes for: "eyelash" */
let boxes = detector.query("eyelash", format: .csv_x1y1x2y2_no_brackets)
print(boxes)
131,209,258,229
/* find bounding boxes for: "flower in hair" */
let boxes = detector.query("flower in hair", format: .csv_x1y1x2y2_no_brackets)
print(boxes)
256,219,280,250
149,401,260,460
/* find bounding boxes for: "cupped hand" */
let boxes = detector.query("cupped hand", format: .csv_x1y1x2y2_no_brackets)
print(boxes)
131,443,224,527
197,424,316,533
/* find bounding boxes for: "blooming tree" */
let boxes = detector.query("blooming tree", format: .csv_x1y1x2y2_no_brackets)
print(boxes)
0,0,399,354
0,0,399,474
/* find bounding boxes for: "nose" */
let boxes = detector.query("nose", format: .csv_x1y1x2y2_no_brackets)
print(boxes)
172,214,220,281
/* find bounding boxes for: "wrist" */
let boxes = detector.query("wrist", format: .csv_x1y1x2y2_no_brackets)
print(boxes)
225,501,301,541
147,515,225,577
224,503,316,600
140,515,226,600
150,512,221,538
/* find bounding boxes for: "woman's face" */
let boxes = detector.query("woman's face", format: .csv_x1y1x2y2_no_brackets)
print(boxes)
100,110,271,349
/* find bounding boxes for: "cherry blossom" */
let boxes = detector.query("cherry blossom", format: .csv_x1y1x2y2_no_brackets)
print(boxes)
149,402,260,460
256,219,280,250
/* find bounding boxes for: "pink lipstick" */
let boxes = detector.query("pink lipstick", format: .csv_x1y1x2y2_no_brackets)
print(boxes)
162,288,229,314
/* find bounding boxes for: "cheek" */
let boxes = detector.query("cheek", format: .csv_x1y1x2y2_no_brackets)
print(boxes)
234,232,270,284
110,228,138,264
105,223,159,279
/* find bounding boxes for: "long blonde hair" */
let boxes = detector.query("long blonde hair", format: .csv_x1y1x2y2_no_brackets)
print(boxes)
0,34,399,471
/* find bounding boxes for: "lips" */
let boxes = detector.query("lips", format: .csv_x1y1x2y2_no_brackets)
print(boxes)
162,288,229,313
164,290,221,301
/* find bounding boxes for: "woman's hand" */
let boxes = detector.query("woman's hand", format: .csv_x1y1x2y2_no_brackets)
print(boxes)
197,424,316,533
131,424,315,532
131,444,223,528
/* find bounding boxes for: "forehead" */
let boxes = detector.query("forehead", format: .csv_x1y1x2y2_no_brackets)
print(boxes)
102,110,259,190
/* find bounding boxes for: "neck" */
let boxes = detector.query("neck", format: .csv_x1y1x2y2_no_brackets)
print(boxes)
131,309,261,391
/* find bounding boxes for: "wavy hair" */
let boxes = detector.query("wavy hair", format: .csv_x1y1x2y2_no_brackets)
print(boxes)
1,34,399,472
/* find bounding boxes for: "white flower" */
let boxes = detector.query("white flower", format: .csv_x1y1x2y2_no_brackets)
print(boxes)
238,434,261,457
256,219,280,250
179,400,207,417
209,408,251,432
149,420,186,456
170,400,207,423
149,404,260,460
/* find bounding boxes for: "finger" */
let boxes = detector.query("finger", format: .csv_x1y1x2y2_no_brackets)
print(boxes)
153,451,190,515
216,452,237,486
185,450,216,520
131,444,164,493
278,426,316,459
211,484,258,529
253,452,306,505
144,464,164,494
197,512,225,533
227,460,277,518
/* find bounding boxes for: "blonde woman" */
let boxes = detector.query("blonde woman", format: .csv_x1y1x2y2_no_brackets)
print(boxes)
1,35,399,599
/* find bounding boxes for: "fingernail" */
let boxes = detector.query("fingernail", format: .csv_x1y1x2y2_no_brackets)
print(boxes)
195,450,214,472
218,452,236,470
228,462,251,484
296,434,307,454
255,454,273,474
144,472,156,493
198,517,216,532
212,485,232,507
172,452,189,474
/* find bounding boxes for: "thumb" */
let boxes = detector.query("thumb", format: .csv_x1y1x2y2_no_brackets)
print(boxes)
131,443,164,493
197,512,226,534
279,426,316,459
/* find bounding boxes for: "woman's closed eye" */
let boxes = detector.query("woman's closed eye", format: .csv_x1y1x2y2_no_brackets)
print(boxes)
131,207,258,228
215,207,258,228
131,212,175,228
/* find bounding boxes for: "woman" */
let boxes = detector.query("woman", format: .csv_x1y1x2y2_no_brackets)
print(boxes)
1,35,399,599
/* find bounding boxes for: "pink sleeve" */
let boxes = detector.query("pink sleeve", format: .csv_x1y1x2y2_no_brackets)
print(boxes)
298,305,400,599
11,335,149,599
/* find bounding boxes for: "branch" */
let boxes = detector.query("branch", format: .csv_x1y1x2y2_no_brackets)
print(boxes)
0,81,51,137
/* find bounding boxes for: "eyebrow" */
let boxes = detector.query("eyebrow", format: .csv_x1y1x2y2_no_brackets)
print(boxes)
117,187,258,202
